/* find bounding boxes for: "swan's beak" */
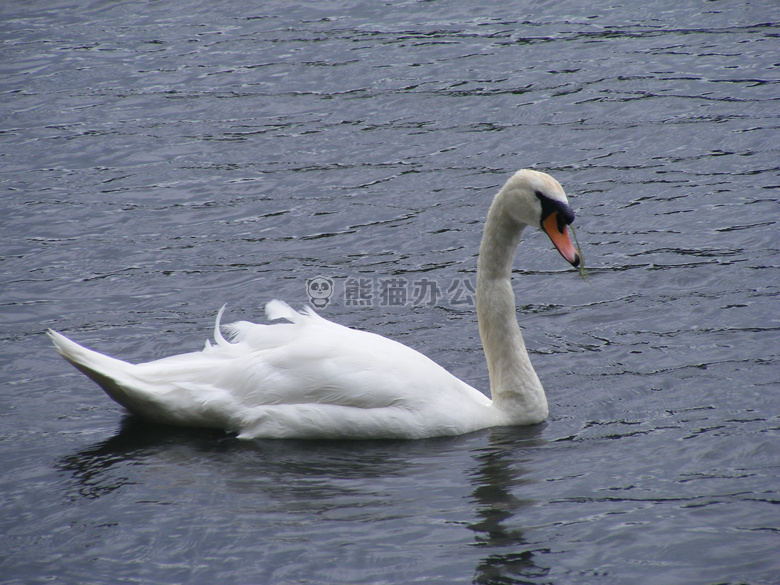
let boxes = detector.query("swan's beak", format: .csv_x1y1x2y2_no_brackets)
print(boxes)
542,212,580,267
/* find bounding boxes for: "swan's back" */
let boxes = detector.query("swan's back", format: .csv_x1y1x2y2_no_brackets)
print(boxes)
50,301,495,439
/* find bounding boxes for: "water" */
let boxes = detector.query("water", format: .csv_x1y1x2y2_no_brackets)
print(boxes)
1,0,778,583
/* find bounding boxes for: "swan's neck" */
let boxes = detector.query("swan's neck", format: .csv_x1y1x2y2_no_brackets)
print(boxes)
476,195,548,422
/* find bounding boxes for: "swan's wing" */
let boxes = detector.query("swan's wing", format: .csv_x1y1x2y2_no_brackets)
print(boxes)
217,302,495,438
217,301,487,410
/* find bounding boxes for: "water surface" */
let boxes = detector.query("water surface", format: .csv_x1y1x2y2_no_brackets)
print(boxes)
1,1,778,583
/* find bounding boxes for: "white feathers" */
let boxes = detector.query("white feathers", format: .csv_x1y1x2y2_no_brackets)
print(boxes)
213,304,230,348
265,299,303,322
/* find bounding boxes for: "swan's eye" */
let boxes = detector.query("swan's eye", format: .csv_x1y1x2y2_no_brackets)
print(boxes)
536,191,575,232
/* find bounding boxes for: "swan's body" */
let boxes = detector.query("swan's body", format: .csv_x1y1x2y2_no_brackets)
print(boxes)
50,169,580,439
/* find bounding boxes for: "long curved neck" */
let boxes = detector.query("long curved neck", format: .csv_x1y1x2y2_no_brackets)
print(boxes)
476,193,548,422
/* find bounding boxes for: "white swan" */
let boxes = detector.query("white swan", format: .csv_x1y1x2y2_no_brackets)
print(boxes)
49,169,581,439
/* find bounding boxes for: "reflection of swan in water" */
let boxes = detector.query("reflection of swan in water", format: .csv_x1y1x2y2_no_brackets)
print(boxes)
50,169,580,439
58,420,549,580
58,418,443,501
58,419,229,500
469,426,548,584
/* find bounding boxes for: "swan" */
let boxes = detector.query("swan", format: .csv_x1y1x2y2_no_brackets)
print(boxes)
49,169,581,439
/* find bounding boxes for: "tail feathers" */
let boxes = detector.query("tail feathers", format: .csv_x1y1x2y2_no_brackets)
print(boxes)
48,330,159,416
48,330,132,375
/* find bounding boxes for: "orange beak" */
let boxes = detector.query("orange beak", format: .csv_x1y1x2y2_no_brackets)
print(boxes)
542,212,580,267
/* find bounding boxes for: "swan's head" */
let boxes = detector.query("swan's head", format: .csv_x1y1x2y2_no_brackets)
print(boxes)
501,169,580,267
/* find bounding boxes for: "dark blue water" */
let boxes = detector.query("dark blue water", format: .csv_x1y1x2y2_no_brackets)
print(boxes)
2,1,778,583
